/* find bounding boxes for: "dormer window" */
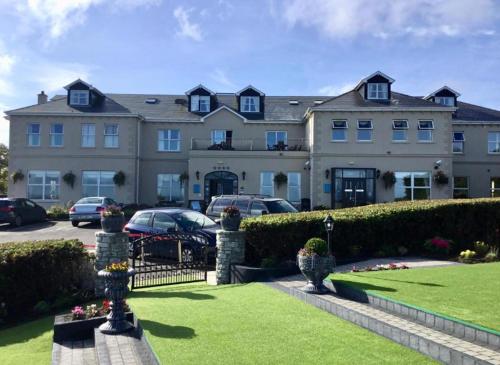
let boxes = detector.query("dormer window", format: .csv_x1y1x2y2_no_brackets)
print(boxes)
435,96,454,106
367,83,388,100
241,96,259,112
191,95,210,112
70,90,89,106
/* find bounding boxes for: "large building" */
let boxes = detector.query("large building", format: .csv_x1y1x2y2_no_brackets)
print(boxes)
5,71,500,209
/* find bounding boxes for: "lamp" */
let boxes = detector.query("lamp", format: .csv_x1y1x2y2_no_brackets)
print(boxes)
325,169,330,179
323,214,334,256
195,171,200,180
376,169,381,179
242,171,246,180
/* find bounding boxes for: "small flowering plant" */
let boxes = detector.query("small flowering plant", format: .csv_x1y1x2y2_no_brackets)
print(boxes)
351,263,409,272
222,206,240,217
424,236,453,257
104,261,129,272
101,205,123,217
70,300,121,321
71,306,86,320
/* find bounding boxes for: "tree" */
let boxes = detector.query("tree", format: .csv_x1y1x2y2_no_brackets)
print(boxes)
0,143,8,195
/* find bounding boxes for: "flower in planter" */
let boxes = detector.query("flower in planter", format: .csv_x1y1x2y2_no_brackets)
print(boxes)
222,205,240,217
105,261,129,272
71,306,85,320
101,205,123,217
86,304,100,318
102,299,111,314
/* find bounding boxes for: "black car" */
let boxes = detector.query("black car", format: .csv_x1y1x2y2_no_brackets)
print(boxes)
124,208,218,262
0,198,47,227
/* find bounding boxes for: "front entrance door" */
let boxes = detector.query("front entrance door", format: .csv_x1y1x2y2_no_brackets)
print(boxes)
342,178,367,207
209,179,234,197
204,171,238,202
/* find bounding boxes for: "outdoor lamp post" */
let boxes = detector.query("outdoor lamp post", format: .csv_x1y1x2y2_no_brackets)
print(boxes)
323,214,334,256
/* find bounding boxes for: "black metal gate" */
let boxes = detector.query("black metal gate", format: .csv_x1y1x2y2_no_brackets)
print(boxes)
130,232,215,290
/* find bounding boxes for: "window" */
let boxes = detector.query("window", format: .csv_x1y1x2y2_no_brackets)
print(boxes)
233,199,249,213
357,120,373,142
157,174,184,202
211,130,227,144
70,90,89,106
27,123,40,146
241,96,259,112
392,120,408,142
28,171,60,200
287,172,301,203
266,131,287,150
50,124,64,147
453,132,465,154
82,171,115,198
435,96,454,106
260,172,274,197
158,129,181,151
212,198,232,213
453,177,469,198
418,120,434,142
81,124,95,147
367,83,388,100
250,201,267,215
488,132,500,154
191,95,210,112
132,212,152,226
332,120,348,142
394,172,431,201
491,178,500,197
104,124,119,148
153,213,177,230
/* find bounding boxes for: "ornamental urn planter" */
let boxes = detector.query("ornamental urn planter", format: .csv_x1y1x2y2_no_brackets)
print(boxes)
98,268,135,334
297,255,335,294
101,214,125,233
220,213,241,231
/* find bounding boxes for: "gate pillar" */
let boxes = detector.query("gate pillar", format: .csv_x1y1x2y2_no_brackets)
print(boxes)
215,230,245,285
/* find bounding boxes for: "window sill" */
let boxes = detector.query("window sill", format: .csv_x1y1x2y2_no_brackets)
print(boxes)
417,141,434,144
50,146,64,148
157,150,181,153
453,152,464,155
487,152,500,155
331,140,348,143
81,146,96,149
27,145,41,148
104,146,120,149
356,140,374,143
391,141,408,144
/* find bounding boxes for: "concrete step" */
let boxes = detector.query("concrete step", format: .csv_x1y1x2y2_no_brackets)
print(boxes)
52,338,98,365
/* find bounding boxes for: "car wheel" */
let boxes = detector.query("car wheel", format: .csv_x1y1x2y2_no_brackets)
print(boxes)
71,221,79,227
13,215,23,227
40,212,47,221
181,247,194,263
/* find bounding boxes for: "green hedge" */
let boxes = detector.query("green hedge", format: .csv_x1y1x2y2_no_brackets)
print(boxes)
47,205,69,220
241,199,500,265
0,240,94,322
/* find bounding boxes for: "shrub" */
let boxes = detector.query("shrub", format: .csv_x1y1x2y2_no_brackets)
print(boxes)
47,205,69,220
473,241,490,258
424,237,453,257
459,250,477,262
241,198,500,265
301,237,328,257
122,203,152,219
0,239,94,322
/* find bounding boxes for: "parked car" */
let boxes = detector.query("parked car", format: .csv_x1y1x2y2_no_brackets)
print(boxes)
0,198,47,227
125,208,218,261
69,197,120,227
205,195,298,221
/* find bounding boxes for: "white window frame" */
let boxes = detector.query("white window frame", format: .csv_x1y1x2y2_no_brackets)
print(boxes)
453,176,469,199
356,120,373,142
50,123,64,147
488,132,500,154
157,174,185,202
104,124,119,148
331,120,348,142
418,120,434,143
491,177,500,197
70,90,90,106
27,123,41,147
158,129,181,152
392,120,408,142
452,131,465,154
27,170,60,201
81,123,96,148
241,96,260,113
395,171,432,201
266,131,288,150
82,171,115,198
191,95,210,112
435,96,454,106
260,171,274,197
287,172,301,203
211,130,227,145
367,83,388,100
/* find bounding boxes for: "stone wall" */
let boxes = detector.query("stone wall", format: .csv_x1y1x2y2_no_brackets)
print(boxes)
94,232,129,297
215,230,245,285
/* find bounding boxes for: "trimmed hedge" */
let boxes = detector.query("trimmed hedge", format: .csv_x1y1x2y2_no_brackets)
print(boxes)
0,240,94,322
241,198,500,265
47,205,69,220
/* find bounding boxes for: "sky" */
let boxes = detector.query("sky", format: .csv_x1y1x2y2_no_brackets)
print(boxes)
0,0,500,146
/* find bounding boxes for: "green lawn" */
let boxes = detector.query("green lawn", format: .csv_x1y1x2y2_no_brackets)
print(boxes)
129,283,436,365
0,316,53,365
332,262,500,331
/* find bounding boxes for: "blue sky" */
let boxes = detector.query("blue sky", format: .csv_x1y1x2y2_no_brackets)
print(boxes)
1,0,500,145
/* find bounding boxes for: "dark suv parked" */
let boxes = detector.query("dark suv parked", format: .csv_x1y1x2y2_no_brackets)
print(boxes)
205,195,298,221
0,198,47,227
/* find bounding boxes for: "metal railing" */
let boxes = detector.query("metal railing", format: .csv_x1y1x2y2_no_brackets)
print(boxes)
190,138,309,151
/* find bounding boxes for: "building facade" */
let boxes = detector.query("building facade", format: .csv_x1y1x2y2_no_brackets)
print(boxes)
5,72,500,209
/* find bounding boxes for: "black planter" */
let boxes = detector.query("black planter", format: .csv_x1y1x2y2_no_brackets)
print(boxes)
101,214,125,233
220,213,241,231
297,255,335,294
98,269,135,334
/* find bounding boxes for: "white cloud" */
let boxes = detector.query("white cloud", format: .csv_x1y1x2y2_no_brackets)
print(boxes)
210,69,236,90
173,6,203,42
282,0,499,40
32,62,93,93
0,103,10,146
318,82,356,96
0,53,15,96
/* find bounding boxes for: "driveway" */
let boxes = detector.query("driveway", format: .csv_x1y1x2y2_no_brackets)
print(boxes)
0,220,102,246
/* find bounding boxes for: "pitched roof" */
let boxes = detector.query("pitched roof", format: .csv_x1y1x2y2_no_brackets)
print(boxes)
453,101,500,122
424,86,461,99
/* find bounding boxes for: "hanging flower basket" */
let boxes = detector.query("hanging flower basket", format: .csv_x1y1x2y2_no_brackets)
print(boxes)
11,169,24,184
179,172,189,186
274,172,288,189
381,171,396,189
63,171,76,189
434,170,449,185
113,171,126,187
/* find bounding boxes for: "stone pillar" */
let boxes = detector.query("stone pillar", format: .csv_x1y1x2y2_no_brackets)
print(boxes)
94,232,129,297
215,230,245,285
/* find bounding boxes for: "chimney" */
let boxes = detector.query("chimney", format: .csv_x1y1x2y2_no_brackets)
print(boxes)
37,91,48,105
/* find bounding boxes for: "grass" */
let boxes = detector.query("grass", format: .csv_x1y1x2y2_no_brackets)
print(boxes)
332,262,500,331
129,282,436,365
0,316,53,365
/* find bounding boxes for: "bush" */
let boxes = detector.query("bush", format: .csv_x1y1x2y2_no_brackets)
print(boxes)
47,205,69,220
473,241,490,258
122,203,152,219
303,238,328,256
241,198,500,265
0,239,94,322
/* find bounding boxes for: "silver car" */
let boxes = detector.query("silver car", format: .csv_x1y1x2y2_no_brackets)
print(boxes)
69,197,119,227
